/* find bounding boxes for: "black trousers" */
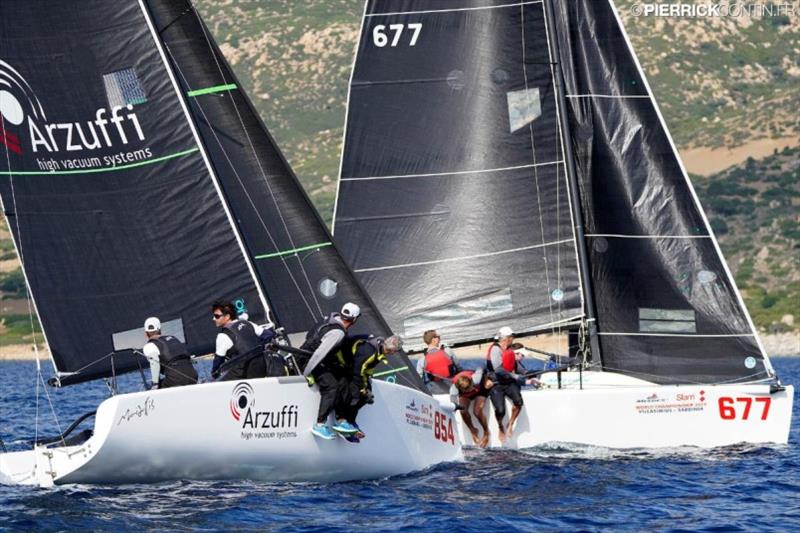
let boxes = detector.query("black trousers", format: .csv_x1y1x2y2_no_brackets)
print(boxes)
314,370,348,424
341,381,369,425
489,381,523,420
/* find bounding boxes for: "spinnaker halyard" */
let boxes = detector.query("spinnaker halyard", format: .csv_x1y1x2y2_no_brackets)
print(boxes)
333,0,793,448
0,0,460,487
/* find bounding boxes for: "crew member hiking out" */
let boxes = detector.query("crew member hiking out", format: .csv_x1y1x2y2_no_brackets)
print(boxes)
451,367,494,448
341,335,403,443
142,317,198,389
301,303,362,440
416,329,461,388
487,327,538,443
211,300,274,380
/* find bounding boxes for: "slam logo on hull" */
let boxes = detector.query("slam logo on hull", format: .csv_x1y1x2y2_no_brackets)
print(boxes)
0,59,152,170
230,382,255,421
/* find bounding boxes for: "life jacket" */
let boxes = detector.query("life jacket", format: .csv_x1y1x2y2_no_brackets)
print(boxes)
351,337,386,389
424,348,455,381
221,319,263,358
486,342,517,373
148,335,190,366
452,370,480,399
299,314,348,373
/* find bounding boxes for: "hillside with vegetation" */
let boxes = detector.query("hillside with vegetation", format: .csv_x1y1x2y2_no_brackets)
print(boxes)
1,1,797,352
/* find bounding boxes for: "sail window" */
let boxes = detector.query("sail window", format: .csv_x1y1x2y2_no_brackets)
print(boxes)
507,88,541,133
318,277,338,299
638,308,696,333
103,68,147,108
447,70,466,90
402,288,513,338
551,288,565,302
112,318,185,351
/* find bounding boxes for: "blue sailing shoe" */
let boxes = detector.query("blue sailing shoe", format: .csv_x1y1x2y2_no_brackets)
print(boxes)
343,434,361,443
311,424,336,440
332,420,359,435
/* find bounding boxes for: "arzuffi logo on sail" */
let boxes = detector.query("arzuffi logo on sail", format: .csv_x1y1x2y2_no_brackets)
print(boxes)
0,59,152,170
231,382,299,441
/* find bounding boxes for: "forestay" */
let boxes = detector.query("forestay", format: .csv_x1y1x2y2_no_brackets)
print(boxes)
334,0,585,348
549,0,773,384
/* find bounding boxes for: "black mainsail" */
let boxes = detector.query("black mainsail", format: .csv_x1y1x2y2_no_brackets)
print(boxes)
334,0,584,348
334,0,774,385
0,0,423,390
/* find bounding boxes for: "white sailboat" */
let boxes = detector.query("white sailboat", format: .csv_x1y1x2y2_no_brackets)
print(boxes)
332,0,793,449
0,0,460,486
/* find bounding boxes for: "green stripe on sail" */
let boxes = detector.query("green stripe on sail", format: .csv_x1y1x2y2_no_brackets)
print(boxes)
187,84,238,97
372,367,409,378
0,148,199,176
255,242,333,260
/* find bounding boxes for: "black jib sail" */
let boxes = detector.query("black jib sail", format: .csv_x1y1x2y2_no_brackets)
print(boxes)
549,0,772,384
334,0,585,348
0,0,423,390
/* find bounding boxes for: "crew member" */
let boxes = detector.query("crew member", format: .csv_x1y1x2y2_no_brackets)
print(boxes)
451,367,494,448
416,330,460,385
211,301,273,380
142,317,198,389
301,302,362,440
486,326,537,443
341,335,403,442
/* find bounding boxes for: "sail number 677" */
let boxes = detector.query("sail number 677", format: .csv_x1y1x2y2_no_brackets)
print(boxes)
718,396,771,420
373,23,422,47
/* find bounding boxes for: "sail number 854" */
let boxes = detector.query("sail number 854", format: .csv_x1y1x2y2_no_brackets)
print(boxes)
372,23,422,47
718,396,771,420
434,411,455,444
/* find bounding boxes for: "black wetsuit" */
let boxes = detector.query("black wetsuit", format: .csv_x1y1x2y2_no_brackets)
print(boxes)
342,337,386,424
301,315,350,424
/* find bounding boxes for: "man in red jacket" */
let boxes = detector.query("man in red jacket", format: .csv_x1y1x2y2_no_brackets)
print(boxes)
451,367,494,448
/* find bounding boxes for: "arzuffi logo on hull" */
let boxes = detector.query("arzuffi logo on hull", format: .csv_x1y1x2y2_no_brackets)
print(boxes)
230,382,255,421
232,382,300,441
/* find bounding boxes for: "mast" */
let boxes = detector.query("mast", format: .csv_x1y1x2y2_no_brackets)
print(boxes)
542,0,601,365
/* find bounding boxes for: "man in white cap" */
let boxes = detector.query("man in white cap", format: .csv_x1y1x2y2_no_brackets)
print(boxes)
300,302,362,440
485,326,535,443
142,317,198,389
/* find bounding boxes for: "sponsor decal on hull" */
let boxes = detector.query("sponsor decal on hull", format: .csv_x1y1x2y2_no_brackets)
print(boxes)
635,390,707,415
231,382,299,441
405,398,455,445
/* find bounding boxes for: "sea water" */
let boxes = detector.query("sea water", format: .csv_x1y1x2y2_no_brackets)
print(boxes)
1,358,798,531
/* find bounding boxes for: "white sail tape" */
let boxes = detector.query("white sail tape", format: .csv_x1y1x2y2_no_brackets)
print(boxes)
341,160,564,181
355,239,574,272
366,1,543,17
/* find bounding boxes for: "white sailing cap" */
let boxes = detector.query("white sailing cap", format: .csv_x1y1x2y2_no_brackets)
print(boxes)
144,317,161,332
341,302,361,320
497,326,514,339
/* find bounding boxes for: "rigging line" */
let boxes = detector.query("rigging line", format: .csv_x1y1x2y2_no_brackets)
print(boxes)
354,239,573,273
521,3,558,338
341,160,563,181
161,34,319,320
190,7,325,318
366,0,543,17
187,83,237,97
540,0,586,326
0,114,61,442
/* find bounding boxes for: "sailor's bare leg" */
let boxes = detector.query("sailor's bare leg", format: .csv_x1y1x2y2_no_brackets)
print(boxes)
459,397,481,446
473,397,490,448
507,404,522,438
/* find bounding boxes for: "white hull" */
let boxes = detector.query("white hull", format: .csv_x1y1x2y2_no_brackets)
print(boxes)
436,371,794,449
0,377,461,487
